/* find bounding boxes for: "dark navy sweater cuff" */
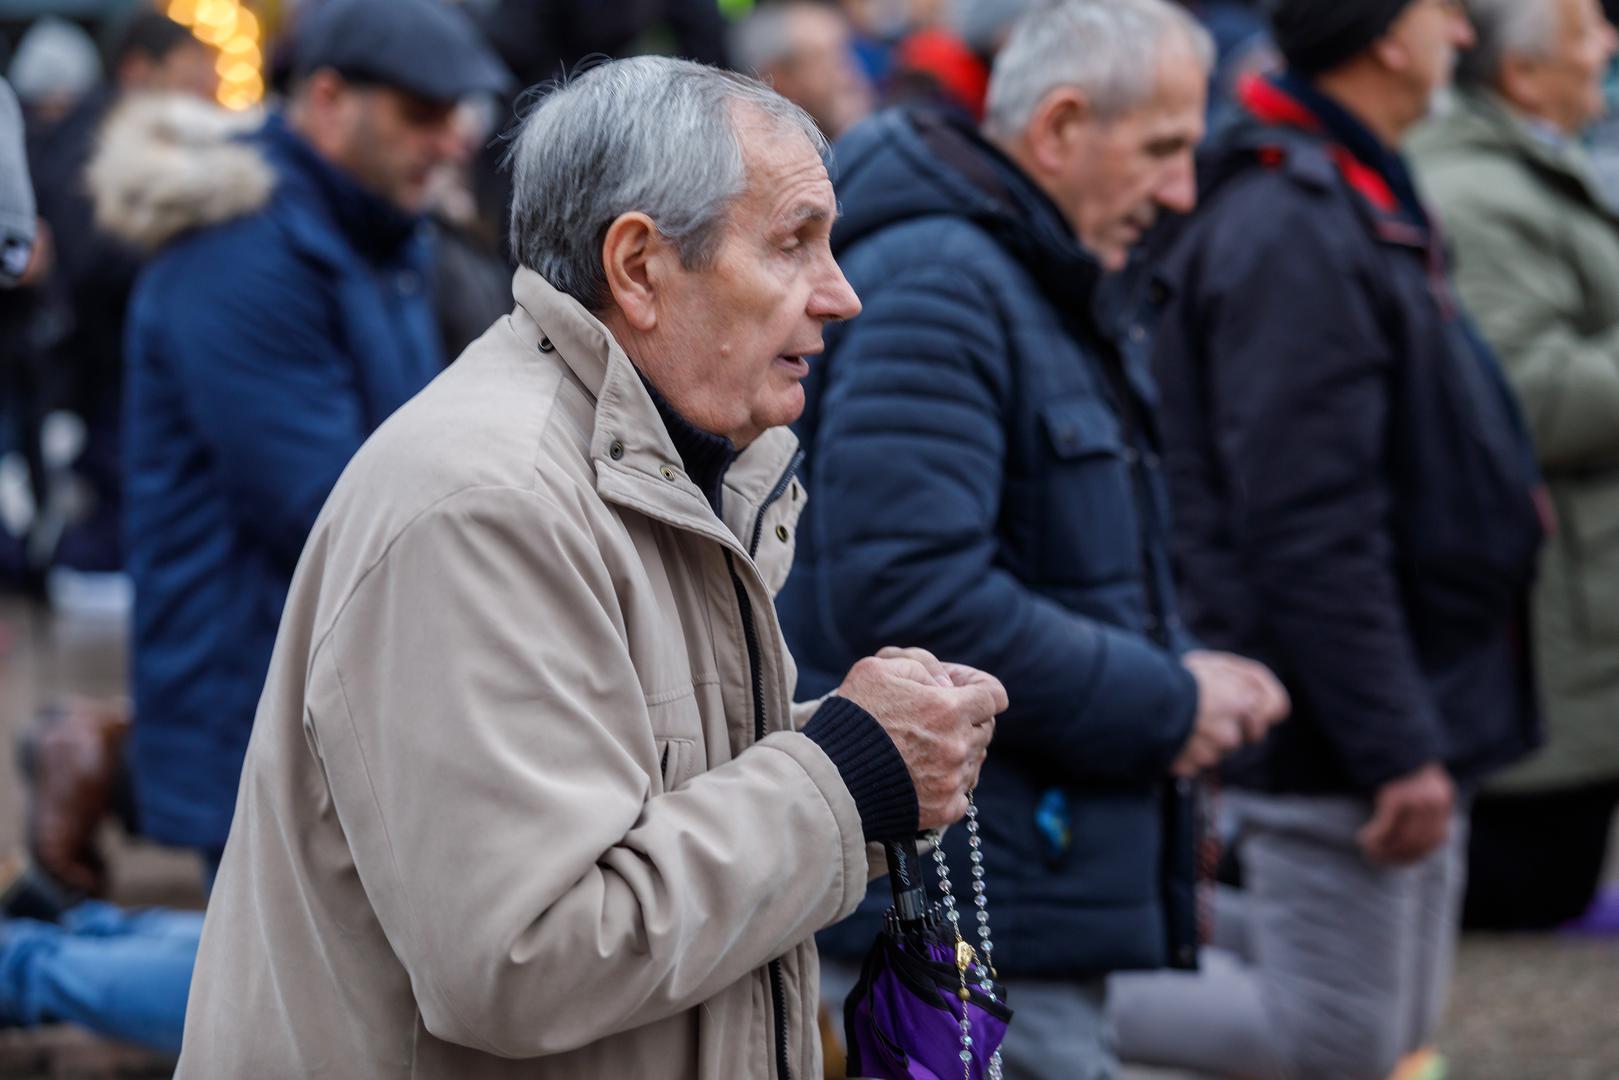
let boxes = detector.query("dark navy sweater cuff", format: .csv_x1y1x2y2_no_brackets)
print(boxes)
802,695,918,842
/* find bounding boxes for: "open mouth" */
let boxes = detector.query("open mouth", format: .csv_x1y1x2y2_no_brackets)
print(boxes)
776,354,812,375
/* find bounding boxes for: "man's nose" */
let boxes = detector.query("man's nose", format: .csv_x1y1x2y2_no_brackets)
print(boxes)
1450,6,1477,48
1157,156,1198,216
812,255,862,323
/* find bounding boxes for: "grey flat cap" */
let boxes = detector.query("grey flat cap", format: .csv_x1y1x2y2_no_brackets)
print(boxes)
294,0,514,102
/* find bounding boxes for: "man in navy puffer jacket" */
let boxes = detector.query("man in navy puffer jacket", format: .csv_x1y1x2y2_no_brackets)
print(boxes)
778,2,1288,1076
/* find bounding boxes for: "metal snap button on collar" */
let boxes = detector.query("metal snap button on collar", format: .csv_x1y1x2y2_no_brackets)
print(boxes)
609,440,624,461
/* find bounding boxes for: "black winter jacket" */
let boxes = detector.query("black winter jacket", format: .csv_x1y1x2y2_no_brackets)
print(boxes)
1150,76,1544,796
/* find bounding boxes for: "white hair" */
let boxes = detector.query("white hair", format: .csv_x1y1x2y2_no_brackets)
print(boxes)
983,0,1214,140
506,56,827,310
1454,0,1564,89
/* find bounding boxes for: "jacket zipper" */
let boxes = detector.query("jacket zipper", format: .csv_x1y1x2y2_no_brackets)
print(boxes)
729,451,801,1080
1098,338,1201,960
725,553,792,1080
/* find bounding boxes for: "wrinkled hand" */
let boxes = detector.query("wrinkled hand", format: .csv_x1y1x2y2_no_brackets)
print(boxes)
1358,763,1454,866
1171,650,1290,777
835,646,1007,830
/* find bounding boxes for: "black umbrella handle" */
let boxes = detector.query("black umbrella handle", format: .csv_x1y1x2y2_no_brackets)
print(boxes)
885,837,930,930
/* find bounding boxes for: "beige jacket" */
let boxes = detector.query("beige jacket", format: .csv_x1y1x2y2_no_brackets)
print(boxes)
175,269,872,1078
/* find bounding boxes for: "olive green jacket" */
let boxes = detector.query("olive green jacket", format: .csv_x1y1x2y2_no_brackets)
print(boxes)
1413,90,1619,792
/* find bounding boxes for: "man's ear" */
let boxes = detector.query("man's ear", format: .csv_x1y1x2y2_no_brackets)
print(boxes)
1497,52,1544,114
601,212,667,333
1027,86,1092,176
287,70,358,163
1370,33,1411,76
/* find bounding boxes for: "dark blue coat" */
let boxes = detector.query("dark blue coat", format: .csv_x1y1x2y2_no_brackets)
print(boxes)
780,110,1203,977
124,115,445,850
1149,76,1543,797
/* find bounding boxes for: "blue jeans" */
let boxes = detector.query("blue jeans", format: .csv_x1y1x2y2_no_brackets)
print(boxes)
0,901,201,1055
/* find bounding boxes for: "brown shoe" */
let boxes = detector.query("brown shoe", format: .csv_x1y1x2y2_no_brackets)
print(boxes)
16,698,130,897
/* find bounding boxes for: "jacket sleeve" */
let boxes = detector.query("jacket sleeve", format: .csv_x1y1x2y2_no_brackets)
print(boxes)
806,263,1197,784
1174,196,1444,790
311,485,871,1058
1439,199,1619,470
148,237,371,570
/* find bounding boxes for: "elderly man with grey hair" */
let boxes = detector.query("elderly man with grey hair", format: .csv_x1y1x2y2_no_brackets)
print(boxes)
174,56,1007,1079
775,2,1289,1077
1411,0,1619,934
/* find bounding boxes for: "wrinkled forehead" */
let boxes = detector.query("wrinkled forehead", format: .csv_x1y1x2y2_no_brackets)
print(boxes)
730,105,837,227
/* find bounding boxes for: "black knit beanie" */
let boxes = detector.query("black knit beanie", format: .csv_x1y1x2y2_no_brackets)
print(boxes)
1268,0,1418,76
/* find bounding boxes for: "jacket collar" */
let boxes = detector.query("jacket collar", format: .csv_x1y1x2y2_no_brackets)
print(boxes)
912,110,1109,317
259,112,422,263
1234,73,1434,249
1442,89,1617,218
834,109,1108,324
509,267,800,557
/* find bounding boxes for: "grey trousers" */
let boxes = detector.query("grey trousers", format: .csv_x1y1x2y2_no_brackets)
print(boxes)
1108,792,1468,1080
822,958,1117,1080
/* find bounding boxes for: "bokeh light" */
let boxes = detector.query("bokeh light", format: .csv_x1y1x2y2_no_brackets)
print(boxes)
165,0,266,110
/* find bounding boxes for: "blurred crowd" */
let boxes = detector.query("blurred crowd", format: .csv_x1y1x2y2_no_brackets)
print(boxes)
0,0,1617,1078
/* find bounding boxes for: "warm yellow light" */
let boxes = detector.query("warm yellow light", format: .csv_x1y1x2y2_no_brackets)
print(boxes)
194,0,236,27
220,34,259,59
194,17,239,45
166,0,198,25
218,59,258,84
205,1,263,111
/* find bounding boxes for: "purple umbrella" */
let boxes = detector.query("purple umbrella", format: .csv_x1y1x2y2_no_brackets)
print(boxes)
843,833,1012,1080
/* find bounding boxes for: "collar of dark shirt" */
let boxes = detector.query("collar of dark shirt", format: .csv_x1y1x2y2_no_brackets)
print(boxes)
636,368,738,517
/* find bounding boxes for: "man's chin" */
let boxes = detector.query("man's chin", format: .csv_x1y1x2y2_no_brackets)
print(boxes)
386,180,433,216
764,386,808,433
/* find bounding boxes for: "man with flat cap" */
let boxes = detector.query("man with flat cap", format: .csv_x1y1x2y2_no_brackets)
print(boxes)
1108,1,1546,1078
114,0,511,881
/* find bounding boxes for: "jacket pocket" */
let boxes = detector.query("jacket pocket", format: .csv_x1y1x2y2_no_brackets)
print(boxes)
1037,397,1140,584
654,735,697,791
1563,481,1619,641
646,685,704,737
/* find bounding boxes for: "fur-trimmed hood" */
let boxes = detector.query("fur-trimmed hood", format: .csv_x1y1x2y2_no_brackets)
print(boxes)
88,92,275,253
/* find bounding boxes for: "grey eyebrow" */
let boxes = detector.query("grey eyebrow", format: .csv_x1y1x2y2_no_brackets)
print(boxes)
777,203,833,231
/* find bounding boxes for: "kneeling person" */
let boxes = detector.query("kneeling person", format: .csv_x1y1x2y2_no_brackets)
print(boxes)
176,57,1004,1080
